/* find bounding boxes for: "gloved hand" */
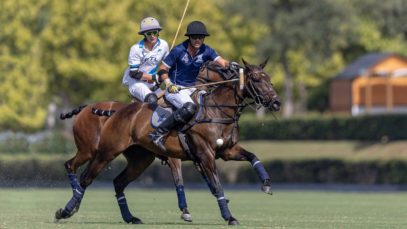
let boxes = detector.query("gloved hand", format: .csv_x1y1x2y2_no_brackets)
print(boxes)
167,84,180,93
229,61,240,71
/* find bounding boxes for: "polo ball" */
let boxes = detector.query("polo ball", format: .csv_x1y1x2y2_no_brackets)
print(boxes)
216,138,224,146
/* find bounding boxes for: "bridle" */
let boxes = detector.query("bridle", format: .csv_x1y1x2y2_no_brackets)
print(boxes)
190,64,269,126
178,62,278,149
245,70,274,107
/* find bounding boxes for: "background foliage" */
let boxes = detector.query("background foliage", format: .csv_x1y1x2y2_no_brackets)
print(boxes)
1,0,407,130
239,113,407,141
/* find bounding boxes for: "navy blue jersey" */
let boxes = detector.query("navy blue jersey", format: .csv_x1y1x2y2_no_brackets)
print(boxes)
162,40,219,86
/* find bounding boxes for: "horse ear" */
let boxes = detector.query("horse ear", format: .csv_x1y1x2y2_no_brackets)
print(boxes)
242,58,249,68
259,57,269,69
242,58,253,71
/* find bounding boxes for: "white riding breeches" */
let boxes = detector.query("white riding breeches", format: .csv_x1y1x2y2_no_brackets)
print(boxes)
165,87,196,109
127,80,159,102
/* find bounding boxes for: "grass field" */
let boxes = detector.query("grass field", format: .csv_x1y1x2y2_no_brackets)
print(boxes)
239,140,407,161
0,188,406,229
3,140,407,162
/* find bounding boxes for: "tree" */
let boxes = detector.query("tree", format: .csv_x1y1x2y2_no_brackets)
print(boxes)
2,0,265,130
0,0,49,131
244,0,358,117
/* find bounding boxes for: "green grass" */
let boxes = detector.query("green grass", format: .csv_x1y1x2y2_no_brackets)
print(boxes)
0,188,406,228
3,140,407,162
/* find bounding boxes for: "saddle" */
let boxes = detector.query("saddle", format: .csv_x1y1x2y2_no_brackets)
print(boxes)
146,89,205,130
150,106,172,128
147,93,202,162
130,94,174,128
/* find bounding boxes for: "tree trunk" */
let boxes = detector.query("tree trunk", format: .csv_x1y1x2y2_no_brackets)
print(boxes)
45,102,57,130
281,54,294,118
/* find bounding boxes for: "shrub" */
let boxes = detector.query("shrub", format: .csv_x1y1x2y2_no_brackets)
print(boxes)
0,132,30,153
29,131,75,154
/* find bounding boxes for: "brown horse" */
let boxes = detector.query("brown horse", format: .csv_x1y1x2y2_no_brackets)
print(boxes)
56,59,280,225
58,101,193,222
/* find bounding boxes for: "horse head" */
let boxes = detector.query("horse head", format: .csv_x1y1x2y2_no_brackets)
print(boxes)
242,58,281,111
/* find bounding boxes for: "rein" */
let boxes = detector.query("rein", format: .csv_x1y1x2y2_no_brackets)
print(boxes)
179,62,270,138
188,66,256,127
181,78,239,90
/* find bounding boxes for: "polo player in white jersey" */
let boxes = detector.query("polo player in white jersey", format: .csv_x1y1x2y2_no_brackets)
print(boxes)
122,17,169,106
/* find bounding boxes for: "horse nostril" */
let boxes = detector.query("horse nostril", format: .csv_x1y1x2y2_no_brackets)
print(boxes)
270,100,281,111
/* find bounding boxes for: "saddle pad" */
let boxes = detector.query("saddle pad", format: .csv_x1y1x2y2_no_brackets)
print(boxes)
150,106,173,128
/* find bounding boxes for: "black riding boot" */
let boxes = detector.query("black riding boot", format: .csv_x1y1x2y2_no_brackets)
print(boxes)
149,113,178,151
149,102,196,152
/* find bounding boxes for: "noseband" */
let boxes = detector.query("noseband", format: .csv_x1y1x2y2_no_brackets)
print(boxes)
245,71,272,106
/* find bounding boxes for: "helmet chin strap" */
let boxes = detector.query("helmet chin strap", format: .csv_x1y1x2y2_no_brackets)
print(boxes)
187,40,201,56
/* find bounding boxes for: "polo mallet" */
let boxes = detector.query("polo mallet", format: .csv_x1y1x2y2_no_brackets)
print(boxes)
156,0,190,99
170,0,190,49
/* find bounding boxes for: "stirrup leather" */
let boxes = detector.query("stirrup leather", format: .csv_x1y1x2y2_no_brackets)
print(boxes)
149,132,167,151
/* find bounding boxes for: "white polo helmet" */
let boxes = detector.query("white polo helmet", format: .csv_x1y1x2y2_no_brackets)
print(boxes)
138,17,162,35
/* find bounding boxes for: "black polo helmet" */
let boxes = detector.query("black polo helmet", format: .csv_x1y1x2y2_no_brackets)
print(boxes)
184,21,210,36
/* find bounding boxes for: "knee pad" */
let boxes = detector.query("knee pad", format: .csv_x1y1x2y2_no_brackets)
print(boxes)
174,102,196,123
183,102,196,115
144,93,158,104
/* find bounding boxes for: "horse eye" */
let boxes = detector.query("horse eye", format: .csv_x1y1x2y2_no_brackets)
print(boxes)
252,74,261,82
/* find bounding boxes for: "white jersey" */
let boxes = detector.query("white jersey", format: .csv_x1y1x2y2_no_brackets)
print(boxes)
122,38,169,86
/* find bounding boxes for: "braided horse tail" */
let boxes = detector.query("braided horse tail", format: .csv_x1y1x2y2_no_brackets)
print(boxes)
91,107,116,117
60,105,87,120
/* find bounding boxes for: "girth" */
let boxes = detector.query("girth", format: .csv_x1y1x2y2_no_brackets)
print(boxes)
178,132,199,163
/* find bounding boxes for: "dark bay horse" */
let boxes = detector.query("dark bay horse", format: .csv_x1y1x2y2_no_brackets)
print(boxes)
56,59,280,225
58,101,193,222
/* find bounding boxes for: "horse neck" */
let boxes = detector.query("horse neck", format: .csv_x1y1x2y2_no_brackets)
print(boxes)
204,84,243,117
191,73,243,147
195,67,244,118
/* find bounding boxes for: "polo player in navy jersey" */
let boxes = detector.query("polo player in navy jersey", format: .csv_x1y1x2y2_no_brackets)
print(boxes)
150,20,239,151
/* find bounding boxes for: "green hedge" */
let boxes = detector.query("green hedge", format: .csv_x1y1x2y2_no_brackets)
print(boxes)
1,157,406,185
239,114,407,140
2,114,406,154
0,131,75,154
238,159,407,184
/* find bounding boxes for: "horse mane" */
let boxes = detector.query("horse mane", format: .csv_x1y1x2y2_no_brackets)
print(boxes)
200,61,238,80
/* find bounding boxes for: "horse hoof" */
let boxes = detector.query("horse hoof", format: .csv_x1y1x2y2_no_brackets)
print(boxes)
55,209,62,220
54,209,63,222
181,213,192,222
228,216,240,225
262,185,273,195
127,217,143,224
55,208,71,221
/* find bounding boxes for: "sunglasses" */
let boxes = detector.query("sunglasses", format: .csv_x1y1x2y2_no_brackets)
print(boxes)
190,35,205,40
145,30,159,36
